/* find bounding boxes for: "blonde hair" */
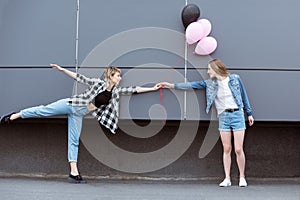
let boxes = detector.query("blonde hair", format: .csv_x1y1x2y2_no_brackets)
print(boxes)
208,59,230,77
103,66,121,81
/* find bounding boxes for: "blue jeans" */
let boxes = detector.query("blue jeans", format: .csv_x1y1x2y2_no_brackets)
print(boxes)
20,98,89,162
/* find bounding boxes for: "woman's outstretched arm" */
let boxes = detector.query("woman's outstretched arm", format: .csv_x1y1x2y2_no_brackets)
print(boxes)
50,63,77,79
136,83,161,93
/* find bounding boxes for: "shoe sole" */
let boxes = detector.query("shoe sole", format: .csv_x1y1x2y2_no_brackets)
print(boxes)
68,177,87,184
219,184,231,187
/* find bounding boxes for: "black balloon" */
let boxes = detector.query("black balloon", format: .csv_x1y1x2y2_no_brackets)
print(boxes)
181,4,200,29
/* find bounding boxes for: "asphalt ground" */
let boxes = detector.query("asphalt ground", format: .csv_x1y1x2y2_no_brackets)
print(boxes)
0,177,299,200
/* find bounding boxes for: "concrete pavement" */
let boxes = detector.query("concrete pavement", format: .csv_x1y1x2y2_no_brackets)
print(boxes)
0,177,299,200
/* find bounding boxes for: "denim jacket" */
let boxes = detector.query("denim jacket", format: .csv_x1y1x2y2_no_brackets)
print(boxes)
174,74,253,116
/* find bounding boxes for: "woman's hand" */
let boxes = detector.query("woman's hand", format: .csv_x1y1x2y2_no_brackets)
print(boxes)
50,63,63,71
153,83,161,90
248,116,254,126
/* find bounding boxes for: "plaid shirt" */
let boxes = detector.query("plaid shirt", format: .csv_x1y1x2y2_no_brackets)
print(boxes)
68,73,137,134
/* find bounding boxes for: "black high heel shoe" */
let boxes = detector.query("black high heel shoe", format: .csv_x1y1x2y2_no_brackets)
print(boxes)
0,112,16,124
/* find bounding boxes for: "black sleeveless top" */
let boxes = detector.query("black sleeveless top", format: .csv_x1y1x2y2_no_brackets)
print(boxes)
94,90,112,108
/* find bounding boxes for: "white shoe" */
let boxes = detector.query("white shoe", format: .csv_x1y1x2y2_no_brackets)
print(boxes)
239,177,248,187
219,178,231,187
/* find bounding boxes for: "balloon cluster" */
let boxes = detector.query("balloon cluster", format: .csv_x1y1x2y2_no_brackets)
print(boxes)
181,4,217,55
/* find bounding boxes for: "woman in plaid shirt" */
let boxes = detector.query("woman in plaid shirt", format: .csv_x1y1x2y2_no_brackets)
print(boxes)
1,64,160,183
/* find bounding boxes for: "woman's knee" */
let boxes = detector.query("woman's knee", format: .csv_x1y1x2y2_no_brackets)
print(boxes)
223,145,232,154
235,147,244,155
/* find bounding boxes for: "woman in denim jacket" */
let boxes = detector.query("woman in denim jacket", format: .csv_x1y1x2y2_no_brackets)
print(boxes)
160,59,254,187
1,64,160,183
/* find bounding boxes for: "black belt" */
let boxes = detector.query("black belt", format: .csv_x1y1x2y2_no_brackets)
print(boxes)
224,108,240,112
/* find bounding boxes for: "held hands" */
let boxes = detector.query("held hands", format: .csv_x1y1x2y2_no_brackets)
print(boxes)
153,83,161,91
157,82,174,89
150,82,173,91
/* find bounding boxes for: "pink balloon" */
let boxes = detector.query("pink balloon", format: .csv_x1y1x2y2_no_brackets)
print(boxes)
197,19,212,37
195,36,217,55
185,22,204,45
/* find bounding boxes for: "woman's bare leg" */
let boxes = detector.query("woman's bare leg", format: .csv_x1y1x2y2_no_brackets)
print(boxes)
220,131,232,179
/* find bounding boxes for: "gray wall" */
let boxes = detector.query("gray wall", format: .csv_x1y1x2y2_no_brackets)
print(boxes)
0,0,300,121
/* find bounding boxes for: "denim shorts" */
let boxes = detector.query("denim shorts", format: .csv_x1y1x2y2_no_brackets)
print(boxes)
218,109,246,132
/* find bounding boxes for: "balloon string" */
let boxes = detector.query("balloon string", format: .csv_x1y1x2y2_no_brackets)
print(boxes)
160,87,165,124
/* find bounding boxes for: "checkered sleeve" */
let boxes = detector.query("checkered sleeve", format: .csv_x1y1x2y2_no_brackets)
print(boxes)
76,73,100,86
118,86,137,95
